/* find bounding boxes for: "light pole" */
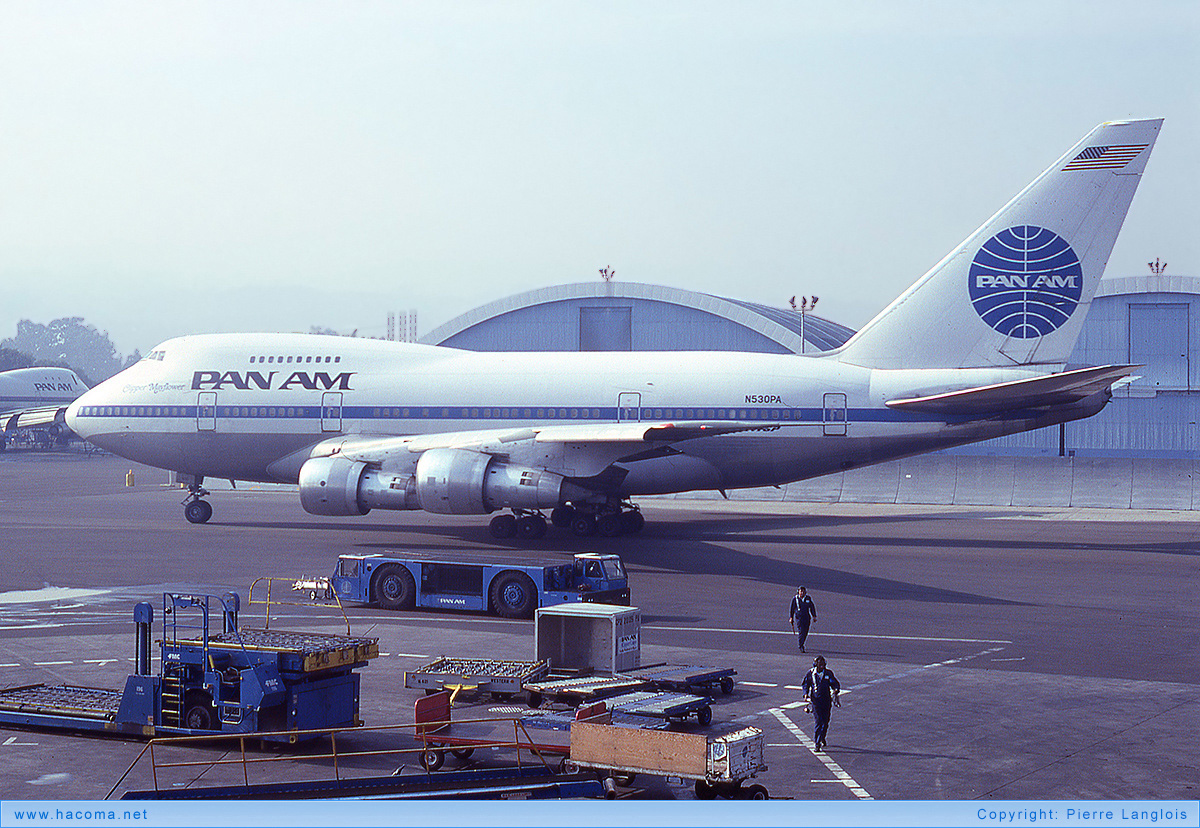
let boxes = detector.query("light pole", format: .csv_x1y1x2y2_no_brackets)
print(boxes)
790,295,818,353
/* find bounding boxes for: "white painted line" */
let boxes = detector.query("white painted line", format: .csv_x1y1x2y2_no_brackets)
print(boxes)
781,701,806,709
33,661,72,666
4,736,37,746
391,653,429,658
845,646,1006,692
740,681,778,687
784,685,805,690
810,779,846,783
769,708,872,800
643,625,1011,643
83,659,116,665
991,657,1025,662
0,663,19,668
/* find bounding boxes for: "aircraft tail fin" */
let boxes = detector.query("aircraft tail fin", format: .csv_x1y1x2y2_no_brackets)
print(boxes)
835,119,1162,370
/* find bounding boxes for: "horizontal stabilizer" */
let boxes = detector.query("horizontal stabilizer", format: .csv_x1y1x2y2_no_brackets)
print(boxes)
885,365,1138,414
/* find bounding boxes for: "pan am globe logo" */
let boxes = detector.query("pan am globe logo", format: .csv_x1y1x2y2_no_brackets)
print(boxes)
969,225,1083,338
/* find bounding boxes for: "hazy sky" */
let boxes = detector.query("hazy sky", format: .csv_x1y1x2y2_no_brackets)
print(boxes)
1,1,1196,356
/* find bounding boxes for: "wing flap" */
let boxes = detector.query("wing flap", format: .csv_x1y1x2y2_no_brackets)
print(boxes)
885,365,1138,414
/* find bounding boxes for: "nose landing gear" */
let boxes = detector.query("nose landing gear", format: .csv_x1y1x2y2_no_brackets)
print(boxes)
182,480,213,524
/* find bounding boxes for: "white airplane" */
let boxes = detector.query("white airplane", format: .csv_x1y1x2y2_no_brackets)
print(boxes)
1,366,90,451
67,119,1161,537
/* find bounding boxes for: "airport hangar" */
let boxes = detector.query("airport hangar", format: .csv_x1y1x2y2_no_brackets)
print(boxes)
418,273,1200,503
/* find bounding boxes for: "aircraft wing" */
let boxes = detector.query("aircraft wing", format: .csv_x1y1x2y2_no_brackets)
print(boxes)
885,365,1138,415
312,420,783,478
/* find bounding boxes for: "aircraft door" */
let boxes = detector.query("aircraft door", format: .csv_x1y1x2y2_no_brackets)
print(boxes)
822,392,847,436
617,392,641,422
321,392,343,432
196,392,217,432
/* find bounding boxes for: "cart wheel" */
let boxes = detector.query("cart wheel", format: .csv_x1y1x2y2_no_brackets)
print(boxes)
527,691,543,709
744,784,769,800
697,705,713,726
450,747,475,760
561,759,579,774
613,772,636,786
695,779,718,799
419,747,445,771
719,676,735,695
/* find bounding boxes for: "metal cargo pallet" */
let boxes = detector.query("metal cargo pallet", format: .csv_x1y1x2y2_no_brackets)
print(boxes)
618,664,737,696
521,674,646,708
405,657,551,696
0,684,123,721
193,628,380,673
600,689,714,725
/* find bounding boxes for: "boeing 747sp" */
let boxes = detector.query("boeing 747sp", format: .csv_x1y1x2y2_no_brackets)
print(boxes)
67,119,1161,537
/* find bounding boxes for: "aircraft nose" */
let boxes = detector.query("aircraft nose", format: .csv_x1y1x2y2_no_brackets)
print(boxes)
65,384,105,439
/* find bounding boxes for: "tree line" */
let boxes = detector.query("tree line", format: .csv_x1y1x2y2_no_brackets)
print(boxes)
0,318,141,386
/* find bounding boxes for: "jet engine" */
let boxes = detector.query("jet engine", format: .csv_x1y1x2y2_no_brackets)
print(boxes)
298,448,571,517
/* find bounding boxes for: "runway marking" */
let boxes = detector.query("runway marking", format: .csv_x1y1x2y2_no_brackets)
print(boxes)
770,707,872,800
643,625,1012,644
845,646,1005,692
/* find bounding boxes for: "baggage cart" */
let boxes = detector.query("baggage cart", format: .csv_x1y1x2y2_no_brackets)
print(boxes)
619,663,737,696
568,721,769,799
599,689,715,726
521,674,646,709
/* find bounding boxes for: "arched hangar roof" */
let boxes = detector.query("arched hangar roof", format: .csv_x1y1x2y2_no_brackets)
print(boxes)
420,282,854,354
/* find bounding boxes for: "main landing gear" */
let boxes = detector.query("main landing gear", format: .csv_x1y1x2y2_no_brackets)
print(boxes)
182,479,213,524
489,501,646,541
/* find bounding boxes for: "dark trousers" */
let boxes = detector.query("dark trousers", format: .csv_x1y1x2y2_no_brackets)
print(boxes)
811,697,832,745
796,621,811,650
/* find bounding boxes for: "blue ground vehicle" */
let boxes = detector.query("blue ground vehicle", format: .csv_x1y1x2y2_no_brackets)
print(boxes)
332,552,630,619
0,593,378,741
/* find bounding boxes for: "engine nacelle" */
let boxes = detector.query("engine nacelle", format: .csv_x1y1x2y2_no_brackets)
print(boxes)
300,449,570,517
414,447,567,514
299,455,421,516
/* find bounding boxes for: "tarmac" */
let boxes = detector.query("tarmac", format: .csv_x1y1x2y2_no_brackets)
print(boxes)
0,451,1197,801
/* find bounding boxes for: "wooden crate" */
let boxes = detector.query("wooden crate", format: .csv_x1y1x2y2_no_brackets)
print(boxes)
570,721,707,776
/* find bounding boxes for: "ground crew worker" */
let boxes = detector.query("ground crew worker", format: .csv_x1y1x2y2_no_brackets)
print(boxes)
789,585,817,652
801,655,840,751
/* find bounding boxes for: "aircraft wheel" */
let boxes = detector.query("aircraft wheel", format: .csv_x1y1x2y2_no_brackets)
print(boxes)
623,510,645,533
597,514,624,537
489,514,517,539
550,506,575,528
491,571,537,618
570,515,597,537
516,514,546,540
374,564,416,610
184,500,213,524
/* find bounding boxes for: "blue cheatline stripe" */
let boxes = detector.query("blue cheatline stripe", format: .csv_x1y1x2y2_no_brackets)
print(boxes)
74,403,1043,425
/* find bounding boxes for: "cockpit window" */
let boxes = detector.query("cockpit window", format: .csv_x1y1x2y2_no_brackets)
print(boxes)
142,350,167,361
